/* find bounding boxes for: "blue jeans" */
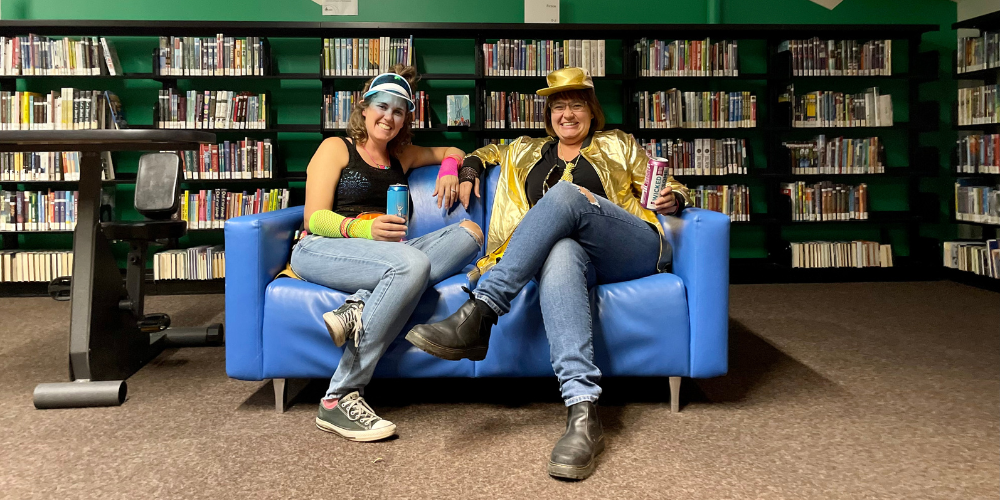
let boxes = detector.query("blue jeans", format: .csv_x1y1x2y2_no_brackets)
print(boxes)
290,222,481,399
474,181,663,406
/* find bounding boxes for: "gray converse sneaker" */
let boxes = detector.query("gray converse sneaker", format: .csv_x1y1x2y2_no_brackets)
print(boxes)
315,391,396,441
323,301,363,347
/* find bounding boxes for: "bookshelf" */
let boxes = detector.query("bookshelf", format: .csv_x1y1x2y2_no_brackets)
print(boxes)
949,12,1000,292
0,20,941,295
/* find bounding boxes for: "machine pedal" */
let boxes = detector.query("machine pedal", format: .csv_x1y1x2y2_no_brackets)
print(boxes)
139,313,171,333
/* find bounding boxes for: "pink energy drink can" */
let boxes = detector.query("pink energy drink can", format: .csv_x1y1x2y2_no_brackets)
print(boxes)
644,157,669,209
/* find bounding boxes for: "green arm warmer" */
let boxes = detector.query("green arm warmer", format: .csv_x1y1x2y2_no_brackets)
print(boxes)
308,210,374,239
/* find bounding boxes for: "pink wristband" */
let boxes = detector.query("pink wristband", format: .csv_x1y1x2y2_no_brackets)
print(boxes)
439,155,460,178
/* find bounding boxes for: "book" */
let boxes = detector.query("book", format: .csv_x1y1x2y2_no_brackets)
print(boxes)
99,37,122,76
447,95,470,127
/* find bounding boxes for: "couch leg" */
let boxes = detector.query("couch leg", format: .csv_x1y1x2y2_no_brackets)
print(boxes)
273,379,287,414
669,376,681,413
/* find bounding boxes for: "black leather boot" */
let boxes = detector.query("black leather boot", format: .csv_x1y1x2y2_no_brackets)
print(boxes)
548,401,605,480
405,286,496,361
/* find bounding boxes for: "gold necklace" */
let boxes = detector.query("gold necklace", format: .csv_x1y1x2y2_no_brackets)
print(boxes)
558,144,583,182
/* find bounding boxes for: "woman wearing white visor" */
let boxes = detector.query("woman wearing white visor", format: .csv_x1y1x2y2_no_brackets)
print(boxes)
286,65,483,441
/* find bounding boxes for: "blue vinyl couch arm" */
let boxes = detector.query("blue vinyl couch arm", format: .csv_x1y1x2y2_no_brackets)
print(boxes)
659,208,730,378
224,206,304,380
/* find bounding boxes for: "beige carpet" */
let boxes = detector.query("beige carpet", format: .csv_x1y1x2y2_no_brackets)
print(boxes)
0,282,996,499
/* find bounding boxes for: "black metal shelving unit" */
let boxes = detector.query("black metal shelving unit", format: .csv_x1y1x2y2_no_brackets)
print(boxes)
0,20,941,294
948,12,1000,291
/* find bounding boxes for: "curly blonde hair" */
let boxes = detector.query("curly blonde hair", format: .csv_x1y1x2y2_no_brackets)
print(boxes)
347,64,420,157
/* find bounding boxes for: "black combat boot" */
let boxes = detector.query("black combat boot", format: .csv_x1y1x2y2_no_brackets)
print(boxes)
547,401,605,480
405,286,497,361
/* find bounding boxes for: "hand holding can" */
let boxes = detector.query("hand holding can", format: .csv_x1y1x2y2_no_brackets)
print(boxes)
387,184,409,240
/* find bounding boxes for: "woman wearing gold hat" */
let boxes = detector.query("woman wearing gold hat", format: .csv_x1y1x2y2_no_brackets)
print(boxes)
405,67,689,480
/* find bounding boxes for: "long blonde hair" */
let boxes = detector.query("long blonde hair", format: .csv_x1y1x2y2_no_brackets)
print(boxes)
347,64,420,157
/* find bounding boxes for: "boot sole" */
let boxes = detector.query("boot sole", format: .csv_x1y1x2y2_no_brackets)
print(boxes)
547,436,606,480
404,330,487,361
315,417,396,442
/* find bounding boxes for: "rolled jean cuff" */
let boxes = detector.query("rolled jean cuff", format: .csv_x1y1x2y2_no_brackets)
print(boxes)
564,395,599,407
472,291,504,316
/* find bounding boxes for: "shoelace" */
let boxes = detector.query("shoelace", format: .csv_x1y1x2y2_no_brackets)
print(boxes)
346,305,363,348
342,396,380,427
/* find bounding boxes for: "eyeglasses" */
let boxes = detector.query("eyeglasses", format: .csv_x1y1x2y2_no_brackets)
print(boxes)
549,102,588,113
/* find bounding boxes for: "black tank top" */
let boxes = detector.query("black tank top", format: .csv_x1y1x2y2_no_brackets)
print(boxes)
333,137,407,217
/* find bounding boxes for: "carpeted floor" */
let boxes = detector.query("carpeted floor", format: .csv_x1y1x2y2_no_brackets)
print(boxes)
0,281,996,499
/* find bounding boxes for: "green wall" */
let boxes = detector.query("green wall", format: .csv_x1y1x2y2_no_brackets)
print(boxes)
1,0,960,269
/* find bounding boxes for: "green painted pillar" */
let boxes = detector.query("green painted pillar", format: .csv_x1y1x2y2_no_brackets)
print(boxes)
707,0,721,23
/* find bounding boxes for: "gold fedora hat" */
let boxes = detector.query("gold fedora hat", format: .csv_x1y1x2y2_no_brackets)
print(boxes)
537,67,594,96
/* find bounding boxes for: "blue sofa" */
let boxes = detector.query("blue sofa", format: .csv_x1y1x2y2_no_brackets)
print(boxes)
224,165,730,412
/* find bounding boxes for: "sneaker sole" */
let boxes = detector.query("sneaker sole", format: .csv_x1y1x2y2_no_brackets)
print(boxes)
315,417,396,442
546,437,605,480
322,311,347,347
404,330,487,361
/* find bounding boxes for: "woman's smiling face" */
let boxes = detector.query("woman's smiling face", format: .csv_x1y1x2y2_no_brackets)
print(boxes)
362,92,408,142
548,97,592,144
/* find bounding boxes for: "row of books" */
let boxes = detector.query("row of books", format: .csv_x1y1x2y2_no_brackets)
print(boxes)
0,35,122,76
954,182,1000,225
782,136,886,175
781,181,869,221
636,90,757,129
482,39,606,77
956,134,1000,174
153,246,225,281
957,85,998,126
781,85,893,128
689,184,751,222
0,151,115,182
322,37,414,76
639,138,750,175
791,241,893,268
0,250,73,283
0,89,124,130
0,190,78,231
179,188,290,229
156,89,267,130
777,38,892,76
957,31,1000,74
634,38,739,77
943,240,999,279
322,91,360,129
158,35,267,76
484,139,517,146
179,139,275,180
321,91,432,129
483,91,546,129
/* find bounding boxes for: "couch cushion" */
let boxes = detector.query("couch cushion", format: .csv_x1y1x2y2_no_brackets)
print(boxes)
407,165,484,253
261,273,477,379
473,272,690,377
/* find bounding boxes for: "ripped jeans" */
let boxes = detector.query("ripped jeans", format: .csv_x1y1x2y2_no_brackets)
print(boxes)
290,222,482,399
473,181,663,406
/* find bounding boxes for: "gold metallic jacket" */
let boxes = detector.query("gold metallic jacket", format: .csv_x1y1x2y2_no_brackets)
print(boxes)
467,129,690,279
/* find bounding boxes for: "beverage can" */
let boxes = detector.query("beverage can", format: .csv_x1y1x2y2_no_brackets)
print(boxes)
645,157,669,210
387,184,409,236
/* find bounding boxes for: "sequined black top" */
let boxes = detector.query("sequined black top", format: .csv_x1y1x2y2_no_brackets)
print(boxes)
333,137,407,217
